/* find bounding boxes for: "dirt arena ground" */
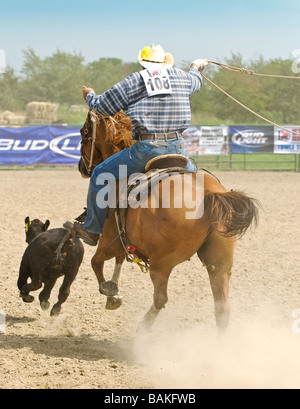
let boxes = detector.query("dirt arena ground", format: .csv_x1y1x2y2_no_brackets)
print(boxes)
0,169,300,389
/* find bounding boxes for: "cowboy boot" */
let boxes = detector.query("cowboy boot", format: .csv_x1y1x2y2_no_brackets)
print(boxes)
63,221,99,246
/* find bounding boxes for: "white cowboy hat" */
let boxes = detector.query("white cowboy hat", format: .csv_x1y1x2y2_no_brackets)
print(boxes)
138,44,174,70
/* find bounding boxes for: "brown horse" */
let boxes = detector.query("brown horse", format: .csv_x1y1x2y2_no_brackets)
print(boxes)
78,110,133,178
78,110,259,332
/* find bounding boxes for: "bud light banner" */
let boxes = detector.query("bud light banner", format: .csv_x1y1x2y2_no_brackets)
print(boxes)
0,126,81,166
229,126,274,153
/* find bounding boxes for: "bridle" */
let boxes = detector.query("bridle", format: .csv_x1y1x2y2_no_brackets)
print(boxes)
80,110,100,176
80,110,124,176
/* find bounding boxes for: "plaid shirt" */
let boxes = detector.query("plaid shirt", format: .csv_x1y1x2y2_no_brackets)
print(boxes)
86,66,202,139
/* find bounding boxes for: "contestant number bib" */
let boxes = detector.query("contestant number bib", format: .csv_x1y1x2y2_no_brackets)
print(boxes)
140,69,172,97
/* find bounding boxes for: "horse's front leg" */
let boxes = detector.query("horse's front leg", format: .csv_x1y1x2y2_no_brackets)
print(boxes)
104,257,125,310
91,255,105,288
99,254,125,297
92,252,125,310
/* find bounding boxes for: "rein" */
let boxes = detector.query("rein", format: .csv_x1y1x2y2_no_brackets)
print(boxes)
80,110,124,176
87,110,98,174
206,60,300,136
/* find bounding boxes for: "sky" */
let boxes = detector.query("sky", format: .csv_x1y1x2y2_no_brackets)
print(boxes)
0,0,300,73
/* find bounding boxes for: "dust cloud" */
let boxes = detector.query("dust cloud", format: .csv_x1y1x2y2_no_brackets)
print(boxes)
133,312,300,389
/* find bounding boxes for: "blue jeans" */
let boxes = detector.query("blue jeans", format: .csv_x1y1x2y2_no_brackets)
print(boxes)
83,137,197,234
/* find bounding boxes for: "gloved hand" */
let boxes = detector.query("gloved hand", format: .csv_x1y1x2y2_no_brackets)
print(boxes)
82,86,95,100
191,58,209,72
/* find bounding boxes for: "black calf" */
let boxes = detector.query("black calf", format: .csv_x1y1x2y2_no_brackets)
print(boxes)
18,217,84,316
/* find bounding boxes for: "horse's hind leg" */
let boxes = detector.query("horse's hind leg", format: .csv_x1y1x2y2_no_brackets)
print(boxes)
197,234,235,332
138,264,172,332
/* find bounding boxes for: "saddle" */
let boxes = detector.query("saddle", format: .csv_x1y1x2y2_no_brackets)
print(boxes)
76,154,191,272
114,154,191,272
145,154,188,172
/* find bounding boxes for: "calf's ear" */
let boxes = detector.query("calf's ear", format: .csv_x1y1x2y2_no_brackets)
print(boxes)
44,220,50,231
25,217,31,233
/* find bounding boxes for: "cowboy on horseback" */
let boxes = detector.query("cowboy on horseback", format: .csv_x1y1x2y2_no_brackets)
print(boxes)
64,44,208,246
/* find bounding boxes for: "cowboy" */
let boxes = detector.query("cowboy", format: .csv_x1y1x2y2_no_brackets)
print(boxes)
64,45,208,246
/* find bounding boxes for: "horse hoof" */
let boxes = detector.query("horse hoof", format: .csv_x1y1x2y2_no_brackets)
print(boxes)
50,307,61,317
100,281,119,297
40,301,50,311
105,296,123,310
22,295,34,303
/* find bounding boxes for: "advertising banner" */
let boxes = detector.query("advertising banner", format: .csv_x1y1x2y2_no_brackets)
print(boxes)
0,126,81,166
274,126,300,153
229,126,274,153
183,126,228,155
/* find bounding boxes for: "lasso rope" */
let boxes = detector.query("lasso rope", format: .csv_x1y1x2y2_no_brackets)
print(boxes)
208,60,300,80
204,61,300,135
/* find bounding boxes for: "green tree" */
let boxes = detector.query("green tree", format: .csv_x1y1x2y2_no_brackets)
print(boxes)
21,48,87,105
1,49,300,126
0,66,21,111
206,53,268,124
258,58,300,124
85,58,140,93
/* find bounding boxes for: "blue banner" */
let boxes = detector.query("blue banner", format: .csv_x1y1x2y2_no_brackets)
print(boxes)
229,126,274,153
0,126,81,166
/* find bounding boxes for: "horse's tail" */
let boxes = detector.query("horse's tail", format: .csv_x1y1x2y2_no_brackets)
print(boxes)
204,190,259,238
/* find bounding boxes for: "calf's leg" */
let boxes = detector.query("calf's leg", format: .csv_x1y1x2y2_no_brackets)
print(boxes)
50,270,78,316
39,277,57,310
20,279,43,303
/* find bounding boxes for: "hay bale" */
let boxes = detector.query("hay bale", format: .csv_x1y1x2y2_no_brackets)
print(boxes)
0,119,8,125
0,110,15,121
7,115,26,125
25,102,57,124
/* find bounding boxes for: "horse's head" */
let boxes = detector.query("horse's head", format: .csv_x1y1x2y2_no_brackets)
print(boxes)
78,110,133,178
78,110,104,178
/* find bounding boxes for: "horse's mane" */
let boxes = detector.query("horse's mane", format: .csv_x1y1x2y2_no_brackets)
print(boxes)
99,111,133,150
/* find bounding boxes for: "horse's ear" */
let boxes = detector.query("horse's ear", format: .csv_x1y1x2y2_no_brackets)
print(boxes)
25,216,30,225
44,220,50,231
